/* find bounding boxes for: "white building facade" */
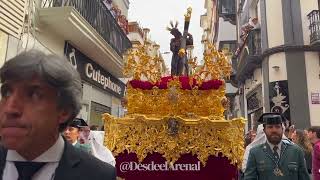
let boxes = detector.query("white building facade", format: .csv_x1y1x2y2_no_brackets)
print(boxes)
236,0,320,129
0,0,131,127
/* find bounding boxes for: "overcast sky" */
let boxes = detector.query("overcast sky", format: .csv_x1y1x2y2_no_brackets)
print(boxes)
128,0,206,69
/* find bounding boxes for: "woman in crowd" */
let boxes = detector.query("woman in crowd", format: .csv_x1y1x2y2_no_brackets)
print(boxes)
292,129,313,174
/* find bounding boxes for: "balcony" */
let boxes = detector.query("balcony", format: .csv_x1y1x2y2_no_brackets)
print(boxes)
218,40,237,71
39,0,132,77
307,10,320,45
127,22,144,45
218,0,236,25
236,29,262,83
247,29,261,55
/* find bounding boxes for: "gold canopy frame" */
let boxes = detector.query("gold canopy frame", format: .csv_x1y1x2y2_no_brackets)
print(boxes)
103,11,245,168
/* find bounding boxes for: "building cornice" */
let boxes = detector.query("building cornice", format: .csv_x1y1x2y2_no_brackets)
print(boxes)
261,44,320,59
236,44,320,84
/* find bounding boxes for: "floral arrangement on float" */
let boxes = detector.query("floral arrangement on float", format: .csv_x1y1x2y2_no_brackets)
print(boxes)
129,76,223,90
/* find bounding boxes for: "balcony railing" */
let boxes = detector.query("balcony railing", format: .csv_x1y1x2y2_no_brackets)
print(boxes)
307,10,320,45
42,0,132,56
236,29,261,83
218,0,236,25
247,29,261,55
218,0,236,15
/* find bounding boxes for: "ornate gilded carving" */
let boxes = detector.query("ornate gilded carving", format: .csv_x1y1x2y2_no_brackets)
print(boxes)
123,45,162,83
191,43,232,86
167,117,179,136
184,7,192,21
125,83,226,118
103,113,245,168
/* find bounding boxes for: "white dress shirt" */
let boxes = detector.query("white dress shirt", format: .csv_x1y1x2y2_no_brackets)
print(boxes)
266,140,282,157
3,135,65,180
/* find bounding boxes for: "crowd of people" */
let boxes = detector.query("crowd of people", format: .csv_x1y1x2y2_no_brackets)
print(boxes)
242,113,320,180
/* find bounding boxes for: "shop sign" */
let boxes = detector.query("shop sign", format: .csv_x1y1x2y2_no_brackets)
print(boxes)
311,92,320,104
64,42,125,98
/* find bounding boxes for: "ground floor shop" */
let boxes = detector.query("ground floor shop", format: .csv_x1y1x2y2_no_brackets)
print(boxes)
64,42,125,127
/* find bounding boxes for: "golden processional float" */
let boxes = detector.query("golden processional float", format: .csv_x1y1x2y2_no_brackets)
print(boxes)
102,7,245,180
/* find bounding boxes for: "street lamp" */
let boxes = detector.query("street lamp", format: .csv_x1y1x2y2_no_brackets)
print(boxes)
272,65,280,71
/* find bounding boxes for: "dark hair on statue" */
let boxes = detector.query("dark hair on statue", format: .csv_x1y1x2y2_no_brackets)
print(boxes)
167,20,182,37
170,28,182,37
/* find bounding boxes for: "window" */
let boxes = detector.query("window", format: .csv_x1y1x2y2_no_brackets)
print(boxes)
90,101,111,127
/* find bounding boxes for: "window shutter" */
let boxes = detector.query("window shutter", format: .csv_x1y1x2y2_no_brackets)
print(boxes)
0,0,27,38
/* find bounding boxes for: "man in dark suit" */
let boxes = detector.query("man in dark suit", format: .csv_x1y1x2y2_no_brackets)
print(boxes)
0,50,116,180
244,113,310,180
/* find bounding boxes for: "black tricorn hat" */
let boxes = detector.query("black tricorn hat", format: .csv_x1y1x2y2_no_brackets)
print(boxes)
69,118,88,128
258,112,284,125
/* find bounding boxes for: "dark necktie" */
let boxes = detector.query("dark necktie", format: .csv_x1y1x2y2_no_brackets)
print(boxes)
273,146,279,160
14,162,46,180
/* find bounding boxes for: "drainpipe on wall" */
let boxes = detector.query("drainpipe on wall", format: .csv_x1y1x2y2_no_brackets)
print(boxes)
213,0,220,44
319,53,320,79
318,0,320,80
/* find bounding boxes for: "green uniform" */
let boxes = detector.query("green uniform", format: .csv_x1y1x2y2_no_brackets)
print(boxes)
244,140,310,180
74,142,91,153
